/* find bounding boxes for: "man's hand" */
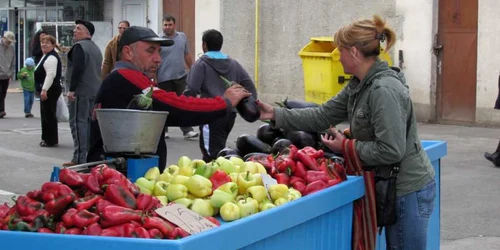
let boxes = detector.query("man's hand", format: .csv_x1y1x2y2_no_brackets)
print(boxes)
255,100,275,120
223,84,251,108
40,90,48,101
67,91,75,101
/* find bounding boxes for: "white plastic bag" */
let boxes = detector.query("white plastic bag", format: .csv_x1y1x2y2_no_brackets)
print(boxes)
56,94,69,122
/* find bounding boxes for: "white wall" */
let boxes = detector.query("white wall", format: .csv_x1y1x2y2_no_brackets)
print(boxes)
194,0,221,58
148,0,163,34
394,0,436,121
476,0,500,124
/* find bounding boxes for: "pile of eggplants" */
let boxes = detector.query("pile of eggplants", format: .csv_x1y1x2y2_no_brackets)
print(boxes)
217,98,333,160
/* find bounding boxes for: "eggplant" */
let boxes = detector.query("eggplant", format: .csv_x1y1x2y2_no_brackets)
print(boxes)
216,147,240,158
286,131,317,149
284,99,319,109
256,124,282,145
237,96,261,123
236,134,272,156
224,154,243,160
271,138,292,155
243,152,270,162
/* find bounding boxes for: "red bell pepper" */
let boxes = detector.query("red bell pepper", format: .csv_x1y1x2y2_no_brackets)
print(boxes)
83,222,102,236
84,174,102,194
317,159,328,172
204,216,220,226
294,161,307,179
133,227,151,238
148,228,164,239
274,173,290,185
288,145,299,160
142,216,175,237
15,196,44,216
136,193,155,211
38,227,54,233
74,194,103,211
26,190,43,202
64,228,83,235
108,223,136,237
104,183,137,209
100,228,121,237
59,168,85,187
304,180,327,195
55,222,67,234
170,227,190,239
41,182,74,197
100,205,143,227
289,176,305,186
22,209,49,223
209,170,231,191
276,157,296,175
61,208,78,227
72,209,100,229
326,179,341,187
0,202,10,219
296,150,319,170
305,170,331,184
292,181,306,195
96,199,115,214
79,173,91,182
45,193,75,216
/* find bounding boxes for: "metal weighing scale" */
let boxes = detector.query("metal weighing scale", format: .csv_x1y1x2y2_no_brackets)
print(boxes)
50,109,169,183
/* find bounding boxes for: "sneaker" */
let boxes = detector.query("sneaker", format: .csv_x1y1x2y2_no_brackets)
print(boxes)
0,112,5,118
25,113,34,118
184,131,199,139
164,132,170,139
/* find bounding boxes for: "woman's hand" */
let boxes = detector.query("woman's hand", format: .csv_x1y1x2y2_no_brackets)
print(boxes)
40,90,48,101
256,100,275,121
320,126,345,153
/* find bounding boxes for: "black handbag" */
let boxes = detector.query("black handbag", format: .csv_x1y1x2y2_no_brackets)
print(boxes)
374,164,399,228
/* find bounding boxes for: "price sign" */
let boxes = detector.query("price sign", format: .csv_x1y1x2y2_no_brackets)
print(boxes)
260,173,277,200
155,204,218,235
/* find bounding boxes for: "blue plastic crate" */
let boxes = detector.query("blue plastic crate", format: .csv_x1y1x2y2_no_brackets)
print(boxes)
0,176,364,250
376,140,447,250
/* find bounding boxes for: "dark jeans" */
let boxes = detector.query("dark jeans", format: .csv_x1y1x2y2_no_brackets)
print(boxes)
23,90,35,114
40,87,61,145
157,76,194,135
69,96,95,164
0,79,9,113
385,180,436,250
199,112,237,162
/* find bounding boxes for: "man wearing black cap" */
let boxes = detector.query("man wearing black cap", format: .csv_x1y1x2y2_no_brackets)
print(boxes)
86,26,251,172
63,20,103,167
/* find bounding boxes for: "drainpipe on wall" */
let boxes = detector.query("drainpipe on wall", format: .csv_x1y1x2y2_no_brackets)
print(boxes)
254,0,259,89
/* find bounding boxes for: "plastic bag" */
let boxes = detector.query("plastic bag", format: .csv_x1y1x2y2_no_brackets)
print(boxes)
56,94,69,122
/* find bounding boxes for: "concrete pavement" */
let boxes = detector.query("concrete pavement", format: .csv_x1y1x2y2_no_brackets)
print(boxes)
1,80,500,249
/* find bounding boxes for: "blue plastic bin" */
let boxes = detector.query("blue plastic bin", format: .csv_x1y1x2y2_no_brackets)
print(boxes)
0,176,365,250
376,140,447,250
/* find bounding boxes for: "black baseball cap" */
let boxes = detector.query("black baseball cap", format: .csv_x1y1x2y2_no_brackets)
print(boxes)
75,20,95,36
119,26,174,51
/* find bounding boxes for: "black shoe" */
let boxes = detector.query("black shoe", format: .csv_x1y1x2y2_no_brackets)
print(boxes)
484,152,500,167
0,112,5,118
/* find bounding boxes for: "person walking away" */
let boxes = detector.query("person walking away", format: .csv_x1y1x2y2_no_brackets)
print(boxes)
157,14,198,139
256,15,436,250
484,75,500,166
184,29,257,162
0,31,16,118
101,20,130,79
86,26,251,172
17,58,36,118
35,35,63,147
64,20,103,166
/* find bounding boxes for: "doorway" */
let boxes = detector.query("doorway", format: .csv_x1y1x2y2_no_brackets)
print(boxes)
436,0,478,123
123,0,146,27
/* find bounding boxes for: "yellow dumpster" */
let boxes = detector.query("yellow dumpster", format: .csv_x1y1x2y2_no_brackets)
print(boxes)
298,37,393,104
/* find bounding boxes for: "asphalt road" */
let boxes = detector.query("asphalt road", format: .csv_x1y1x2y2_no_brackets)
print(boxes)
1,82,499,249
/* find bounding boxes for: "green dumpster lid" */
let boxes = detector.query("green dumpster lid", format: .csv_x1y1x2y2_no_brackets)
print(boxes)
310,37,333,42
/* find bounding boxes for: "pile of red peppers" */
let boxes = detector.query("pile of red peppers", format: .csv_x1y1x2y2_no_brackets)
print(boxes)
0,164,219,239
249,145,348,196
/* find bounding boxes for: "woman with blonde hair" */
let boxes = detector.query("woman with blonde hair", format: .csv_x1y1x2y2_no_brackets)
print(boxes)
35,35,63,147
257,15,435,249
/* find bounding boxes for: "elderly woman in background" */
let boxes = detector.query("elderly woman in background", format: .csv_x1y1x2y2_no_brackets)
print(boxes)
35,35,62,147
